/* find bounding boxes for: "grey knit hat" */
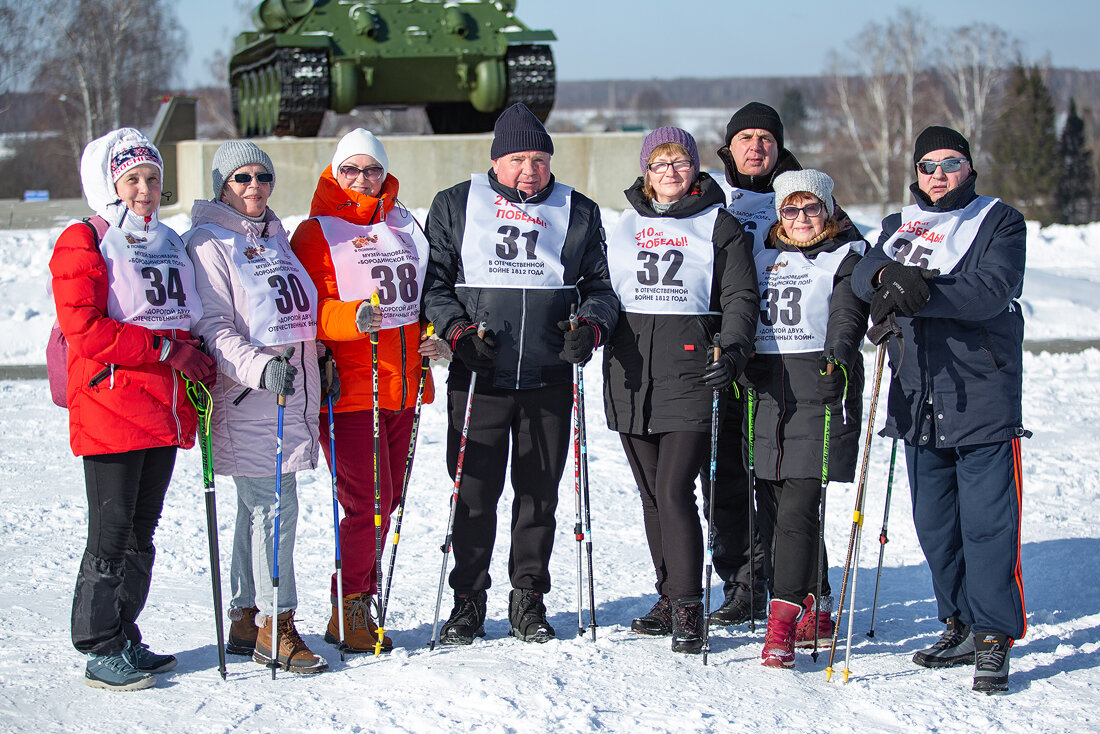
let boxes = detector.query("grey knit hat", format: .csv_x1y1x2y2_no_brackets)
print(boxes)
773,169,835,217
212,141,275,198
639,126,699,173
491,103,554,159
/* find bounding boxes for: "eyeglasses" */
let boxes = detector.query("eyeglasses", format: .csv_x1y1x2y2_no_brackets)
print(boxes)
231,172,274,184
647,159,694,174
916,158,968,175
778,202,825,220
339,165,385,180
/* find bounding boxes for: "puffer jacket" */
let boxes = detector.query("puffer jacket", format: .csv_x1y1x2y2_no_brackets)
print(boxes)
741,235,868,482
422,170,620,391
290,166,434,413
603,173,758,435
851,174,1027,448
185,199,320,477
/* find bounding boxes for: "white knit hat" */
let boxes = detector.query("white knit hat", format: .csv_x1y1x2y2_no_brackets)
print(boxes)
212,140,275,198
331,128,388,180
773,169,835,217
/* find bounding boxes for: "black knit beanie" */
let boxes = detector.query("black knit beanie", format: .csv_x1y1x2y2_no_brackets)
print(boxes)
913,126,972,165
724,102,784,150
491,103,554,160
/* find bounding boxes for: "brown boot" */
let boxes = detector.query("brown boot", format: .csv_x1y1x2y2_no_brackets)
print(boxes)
324,593,393,653
252,611,328,674
226,606,259,655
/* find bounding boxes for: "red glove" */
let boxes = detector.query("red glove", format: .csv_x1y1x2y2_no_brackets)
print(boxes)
163,337,217,384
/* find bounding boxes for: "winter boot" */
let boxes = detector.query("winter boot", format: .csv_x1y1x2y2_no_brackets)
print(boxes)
226,606,259,656
973,632,1012,694
508,589,555,643
253,610,328,674
325,593,393,653
709,593,767,627
84,641,156,691
439,590,487,646
794,594,835,648
761,599,802,669
912,616,976,668
671,598,705,654
122,641,177,674
631,595,673,636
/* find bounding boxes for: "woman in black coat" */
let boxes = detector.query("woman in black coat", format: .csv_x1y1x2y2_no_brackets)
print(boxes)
741,169,868,669
603,127,758,653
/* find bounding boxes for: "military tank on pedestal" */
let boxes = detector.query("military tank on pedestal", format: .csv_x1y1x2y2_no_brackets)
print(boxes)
228,0,556,137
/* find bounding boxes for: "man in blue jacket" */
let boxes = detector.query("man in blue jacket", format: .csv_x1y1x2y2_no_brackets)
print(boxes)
852,126,1028,694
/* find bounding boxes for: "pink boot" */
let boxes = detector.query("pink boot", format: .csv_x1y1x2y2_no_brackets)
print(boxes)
761,599,802,669
794,594,835,649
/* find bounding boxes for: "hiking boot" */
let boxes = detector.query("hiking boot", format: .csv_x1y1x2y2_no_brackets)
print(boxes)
794,594,835,648
226,606,259,656
973,632,1012,694
709,594,767,627
761,599,802,669
253,610,328,674
631,595,673,636
912,617,975,669
84,641,156,691
439,590,487,646
122,641,177,674
325,593,393,653
671,598,705,654
508,589,555,643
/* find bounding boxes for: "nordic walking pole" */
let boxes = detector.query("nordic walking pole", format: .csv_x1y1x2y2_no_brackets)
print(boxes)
571,310,598,642
269,346,293,680
569,307,584,637
867,437,898,638
367,294,389,657
187,377,226,680
378,323,433,644
430,321,484,650
703,335,721,665
324,354,346,661
746,385,758,634
813,361,835,663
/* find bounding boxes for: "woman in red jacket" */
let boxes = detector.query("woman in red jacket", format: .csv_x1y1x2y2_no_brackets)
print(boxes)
291,128,449,653
49,128,216,691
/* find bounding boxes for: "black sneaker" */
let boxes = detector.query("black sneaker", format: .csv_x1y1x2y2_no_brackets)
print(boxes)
631,595,673,636
671,598,705,654
913,617,976,668
508,589,555,643
439,590,487,646
709,594,767,627
973,632,1012,694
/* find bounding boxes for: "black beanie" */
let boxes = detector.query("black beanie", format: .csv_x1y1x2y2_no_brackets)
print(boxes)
491,103,554,160
724,102,784,150
913,125,972,165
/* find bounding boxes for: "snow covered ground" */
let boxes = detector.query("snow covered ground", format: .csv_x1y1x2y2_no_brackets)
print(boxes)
0,209,1098,731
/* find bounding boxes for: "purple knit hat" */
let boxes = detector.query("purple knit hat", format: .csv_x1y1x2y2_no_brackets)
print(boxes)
639,127,699,173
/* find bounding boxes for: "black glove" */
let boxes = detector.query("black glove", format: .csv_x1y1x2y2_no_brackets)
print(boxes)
870,262,937,323
816,357,846,404
557,319,597,364
260,347,297,396
319,350,341,404
450,322,497,376
702,353,738,389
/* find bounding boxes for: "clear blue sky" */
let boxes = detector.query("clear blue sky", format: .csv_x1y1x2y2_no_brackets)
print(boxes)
178,0,1100,88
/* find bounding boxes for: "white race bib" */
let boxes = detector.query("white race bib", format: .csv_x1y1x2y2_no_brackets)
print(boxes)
608,206,720,315
320,209,429,328
881,196,999,274
726,188,776,252
100,224,201,330
459,173,572,289
753,245,858,354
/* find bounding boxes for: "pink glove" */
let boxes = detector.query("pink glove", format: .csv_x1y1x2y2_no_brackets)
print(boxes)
163,337,217,384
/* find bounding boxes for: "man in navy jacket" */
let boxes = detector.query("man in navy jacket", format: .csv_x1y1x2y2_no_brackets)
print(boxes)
852,126,1028,694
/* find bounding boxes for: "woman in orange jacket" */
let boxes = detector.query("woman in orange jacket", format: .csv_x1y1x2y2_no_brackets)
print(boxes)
291,128,450,653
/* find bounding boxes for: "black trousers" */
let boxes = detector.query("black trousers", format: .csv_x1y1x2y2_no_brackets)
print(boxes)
446,382,572,595
621,431,708,601
759,476,832,605
72,446,176,655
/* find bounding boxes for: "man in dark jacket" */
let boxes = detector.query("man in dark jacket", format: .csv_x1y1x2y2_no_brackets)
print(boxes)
851,126,1027,694
422,103,619,645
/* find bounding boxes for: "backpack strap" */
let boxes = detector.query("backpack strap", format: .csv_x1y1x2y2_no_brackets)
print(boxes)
81,215,110,248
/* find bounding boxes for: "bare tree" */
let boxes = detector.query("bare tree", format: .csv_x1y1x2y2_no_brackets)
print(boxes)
0,3,47,109
889,9,930,203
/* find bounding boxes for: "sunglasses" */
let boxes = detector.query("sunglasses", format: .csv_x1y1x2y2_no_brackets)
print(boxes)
916,158,968,175
339,165,385,180
231,172,274,184
778,202,825,220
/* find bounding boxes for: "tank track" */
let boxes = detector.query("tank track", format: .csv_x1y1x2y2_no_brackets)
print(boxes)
231,47,330,138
